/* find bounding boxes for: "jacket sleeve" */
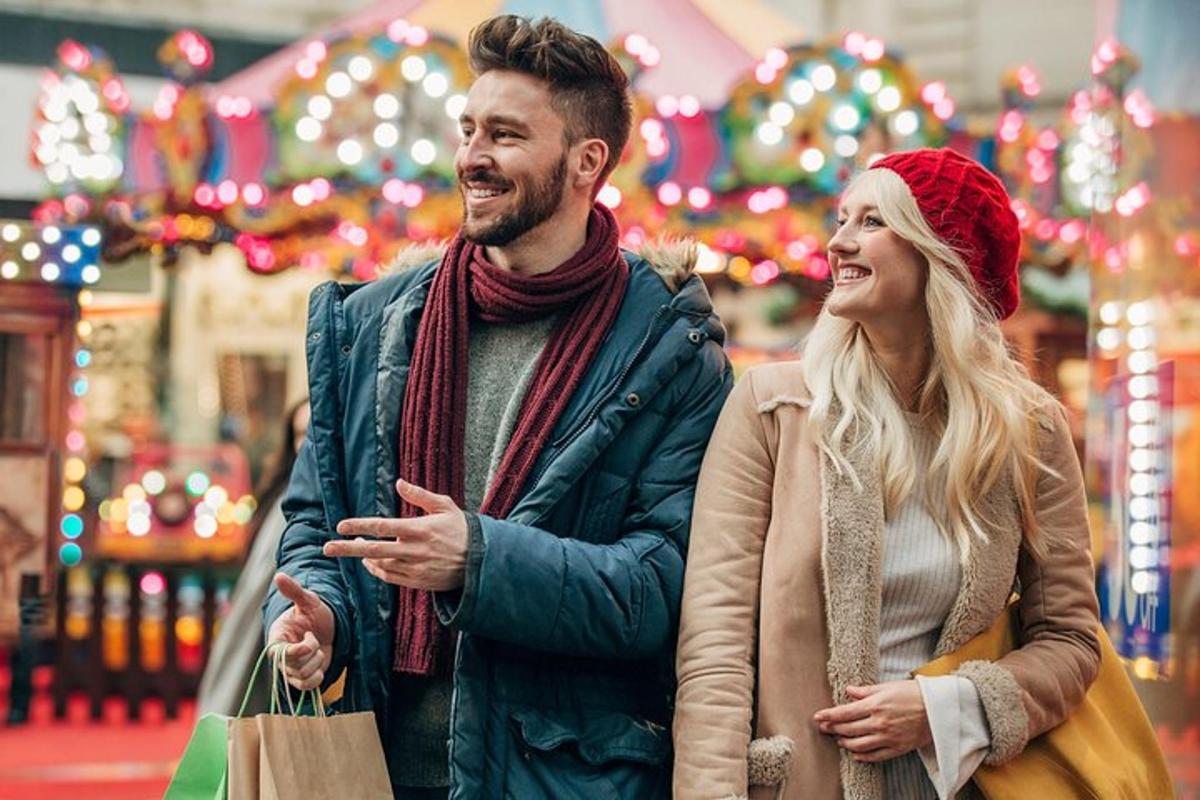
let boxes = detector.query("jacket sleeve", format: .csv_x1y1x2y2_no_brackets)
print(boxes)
673,372,775,799
262,438,355,691
955,404,1102,764
434,342,731,660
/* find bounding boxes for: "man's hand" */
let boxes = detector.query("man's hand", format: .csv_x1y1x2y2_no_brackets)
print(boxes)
323,479,468,591
813,680,933,762
266,573,336,690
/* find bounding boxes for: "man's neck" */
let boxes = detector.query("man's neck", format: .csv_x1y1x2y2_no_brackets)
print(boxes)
484,204,591,276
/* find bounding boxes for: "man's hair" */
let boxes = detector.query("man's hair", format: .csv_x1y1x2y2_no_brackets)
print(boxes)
468,15,633,185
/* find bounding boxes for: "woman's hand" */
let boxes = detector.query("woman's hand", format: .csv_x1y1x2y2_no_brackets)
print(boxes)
813,680,932,762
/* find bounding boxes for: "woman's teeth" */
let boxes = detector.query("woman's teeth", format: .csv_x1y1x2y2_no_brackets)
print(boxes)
838,267,869,281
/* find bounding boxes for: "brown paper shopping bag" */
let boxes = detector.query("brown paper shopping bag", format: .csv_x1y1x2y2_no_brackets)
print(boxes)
226,644,391,800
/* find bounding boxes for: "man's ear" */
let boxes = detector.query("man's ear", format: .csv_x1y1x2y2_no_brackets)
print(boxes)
573,138,609,191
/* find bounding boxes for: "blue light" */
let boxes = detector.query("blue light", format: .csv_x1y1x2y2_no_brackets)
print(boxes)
75,349,91,368
61,514,84,538
72,377,88,396
59,542,83,566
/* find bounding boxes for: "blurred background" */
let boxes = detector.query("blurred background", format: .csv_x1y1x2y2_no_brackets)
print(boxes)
0,0,1197,797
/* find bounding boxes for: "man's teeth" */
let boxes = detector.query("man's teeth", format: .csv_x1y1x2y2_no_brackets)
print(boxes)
838,267,869,281
469,187,507,198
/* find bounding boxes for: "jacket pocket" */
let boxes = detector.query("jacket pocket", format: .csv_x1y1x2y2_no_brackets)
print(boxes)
505,707,670,799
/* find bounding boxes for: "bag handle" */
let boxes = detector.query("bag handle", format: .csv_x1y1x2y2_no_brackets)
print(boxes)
236,641,327,719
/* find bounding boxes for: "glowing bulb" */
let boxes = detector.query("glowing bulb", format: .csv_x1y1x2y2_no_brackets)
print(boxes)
811,64,836,91
757,122,784,146
857,69,882,94
347,55,373,82
445,94,468,120
834,135,859,157
295,117,322,142
893,110,919,136
307,95,332,120
373,93,399,118
787,79,814,105
876,86,901,112
422,72,448,98
800,147,826,172
337,139,364,165
325,72,352,98
401,56,427,82
374,123,399,148
411,139,436,165
832,104,861,131
768,101,795,127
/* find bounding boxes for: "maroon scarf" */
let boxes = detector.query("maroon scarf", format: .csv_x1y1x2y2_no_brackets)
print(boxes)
393,204,629,675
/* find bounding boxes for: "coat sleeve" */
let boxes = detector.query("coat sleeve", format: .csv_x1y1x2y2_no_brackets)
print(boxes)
955,404,1102,764
673,372,776,799
433,342,731,660
262,438,355,691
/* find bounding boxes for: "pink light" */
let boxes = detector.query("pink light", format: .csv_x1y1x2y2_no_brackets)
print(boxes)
765,186,788,209
310,178,332,201
764,48,788,70
861,39,885,62
68,402,86,424
216,95,235,118
624,33,649,56
305,40,328,62
1036,129,1060,150
66,431,86,451
300,252,326,270
640,46,661,68
242,183,266,206
1059,220,1086,244
640,119,664,141
843,31,866,55
1034,219,1056,240
1010,199,1031,229
786,239,811,260
140,572,166,596
921,81,946,104
233,97,254,118
383,178,406,204
655,95,679,117
387,20,410,43
58,40,92,72
402,184,424,208
406,26,429,46
687,187,712,210
747,192,771,214
678,95,701,118
1105,247,1123,272
217,180,239,205
623,226,647,248
193,183,216,207
296,58,318,80
750,260,781,285
933,98,955,120
806,255,831,281
646,139,668,158
657,182,682,206
754,63,777,85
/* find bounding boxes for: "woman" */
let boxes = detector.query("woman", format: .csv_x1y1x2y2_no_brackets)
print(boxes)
196,398,310,716
673,149,1101,800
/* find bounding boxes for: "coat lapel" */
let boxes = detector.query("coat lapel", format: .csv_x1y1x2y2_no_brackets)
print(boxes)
933,473,1022,656
818,424,885,799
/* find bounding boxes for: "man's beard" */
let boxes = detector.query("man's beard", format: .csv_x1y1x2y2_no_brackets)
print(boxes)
459,155,568,246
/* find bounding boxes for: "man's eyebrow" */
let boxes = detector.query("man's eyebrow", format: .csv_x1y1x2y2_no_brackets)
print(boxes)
458,114,533,132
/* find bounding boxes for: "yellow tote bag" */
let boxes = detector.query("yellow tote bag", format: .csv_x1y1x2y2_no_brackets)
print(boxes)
915,602,1174,799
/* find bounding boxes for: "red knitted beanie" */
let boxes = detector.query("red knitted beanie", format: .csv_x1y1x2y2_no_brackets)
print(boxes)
870,148,1022,320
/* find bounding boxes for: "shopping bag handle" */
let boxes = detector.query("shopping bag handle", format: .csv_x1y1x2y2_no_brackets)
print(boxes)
236,642,327,719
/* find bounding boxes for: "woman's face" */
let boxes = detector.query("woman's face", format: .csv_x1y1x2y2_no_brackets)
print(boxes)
825,180,928,327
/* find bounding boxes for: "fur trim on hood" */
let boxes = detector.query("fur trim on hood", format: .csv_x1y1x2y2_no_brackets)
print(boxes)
377,237,699,293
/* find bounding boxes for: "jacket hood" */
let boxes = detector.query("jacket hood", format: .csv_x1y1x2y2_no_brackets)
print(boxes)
379,237,699,294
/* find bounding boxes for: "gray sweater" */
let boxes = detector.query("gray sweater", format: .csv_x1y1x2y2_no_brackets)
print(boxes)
387,313,558,789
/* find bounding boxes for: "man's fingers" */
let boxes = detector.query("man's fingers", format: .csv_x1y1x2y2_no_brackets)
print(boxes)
395,479,457,513
334,516,424,539
324,538,407,559
274,572,319,610
823,718,877,738
837,734,887,754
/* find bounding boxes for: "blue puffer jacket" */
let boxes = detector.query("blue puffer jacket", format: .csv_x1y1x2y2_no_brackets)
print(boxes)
264,241,731,798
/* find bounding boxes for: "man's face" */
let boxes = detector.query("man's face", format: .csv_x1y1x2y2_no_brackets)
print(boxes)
455,70,572,246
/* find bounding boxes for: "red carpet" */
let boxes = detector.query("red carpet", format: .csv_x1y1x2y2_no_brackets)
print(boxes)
0,664,194,800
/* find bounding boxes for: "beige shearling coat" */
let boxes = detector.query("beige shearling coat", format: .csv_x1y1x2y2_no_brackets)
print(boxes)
673,361,1101,800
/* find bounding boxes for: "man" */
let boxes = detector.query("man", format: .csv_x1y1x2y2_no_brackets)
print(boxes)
264,15,730,799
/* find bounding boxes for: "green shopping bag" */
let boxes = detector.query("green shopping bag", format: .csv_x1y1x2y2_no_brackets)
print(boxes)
163,645,283,800
162,711,232,800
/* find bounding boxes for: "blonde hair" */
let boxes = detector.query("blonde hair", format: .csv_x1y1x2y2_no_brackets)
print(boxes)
802,167,1053,555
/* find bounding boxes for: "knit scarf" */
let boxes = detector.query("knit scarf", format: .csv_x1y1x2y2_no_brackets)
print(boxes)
393,204,629,675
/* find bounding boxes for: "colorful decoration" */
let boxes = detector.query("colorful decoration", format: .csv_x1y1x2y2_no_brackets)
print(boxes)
96,444,254,563
0,221,103,285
